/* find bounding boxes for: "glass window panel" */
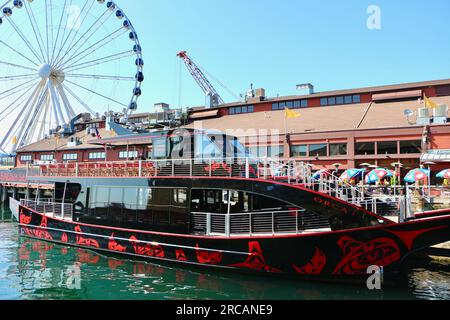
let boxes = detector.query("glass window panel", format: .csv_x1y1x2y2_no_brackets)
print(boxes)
269,145,284,158
330,143,347,156
248,105,254,112
336,96,344,104
258,146,268,157
309,144,327,157
286,101,293,108
353,95,361,103
377,141,398,155
272,103,279,110
293,100,301,108
229,108,235,114
328,97,336,105
344,96,352,104
279,102,286,109
355,142,375,155
301,100,308,108
291,145,307,157
400,140,422,154
320,98,328,106
235,107,241,114
241,106,248,113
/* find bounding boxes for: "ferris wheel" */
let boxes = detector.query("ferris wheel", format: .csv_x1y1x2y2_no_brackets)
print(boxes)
0,0,144,154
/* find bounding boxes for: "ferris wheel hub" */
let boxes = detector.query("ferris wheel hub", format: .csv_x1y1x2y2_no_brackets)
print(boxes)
37,64,65,84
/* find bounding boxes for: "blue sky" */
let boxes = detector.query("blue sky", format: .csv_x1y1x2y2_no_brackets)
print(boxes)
122,0,450,111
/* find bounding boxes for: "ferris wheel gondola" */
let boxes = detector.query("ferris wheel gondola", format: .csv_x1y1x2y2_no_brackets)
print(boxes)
0,0,144,154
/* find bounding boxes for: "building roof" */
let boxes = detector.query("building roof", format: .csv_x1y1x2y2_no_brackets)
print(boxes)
16,128,116,153
185,96,450,137
191,78,450,110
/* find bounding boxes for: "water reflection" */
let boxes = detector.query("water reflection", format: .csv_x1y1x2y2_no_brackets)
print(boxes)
1,223,449,300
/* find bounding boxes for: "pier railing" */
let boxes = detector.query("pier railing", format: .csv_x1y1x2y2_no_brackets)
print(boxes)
191,209,331,237
20,199,73,221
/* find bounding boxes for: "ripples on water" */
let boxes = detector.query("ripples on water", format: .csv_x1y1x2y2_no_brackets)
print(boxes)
0,213,449,300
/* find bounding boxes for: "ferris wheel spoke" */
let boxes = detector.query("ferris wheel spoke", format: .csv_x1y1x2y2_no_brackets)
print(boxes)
51,0,73,65
15,5,47,63
53,0,96,67
50,0,70,64
65,79,128,108
0,74,38,82
0,60,36,72
0,81,39,121
64,50,135,72
58,27,127,69
56,85,76,120
62,83,96,115
66,73,135,81
0,78,39,102
23,2,48,63
0,80,46,151
59,8,113,68
0,40,39,67
4,17,43,64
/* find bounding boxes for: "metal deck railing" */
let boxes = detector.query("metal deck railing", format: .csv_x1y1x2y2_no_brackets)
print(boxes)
20,199,73,221
191,209,331,237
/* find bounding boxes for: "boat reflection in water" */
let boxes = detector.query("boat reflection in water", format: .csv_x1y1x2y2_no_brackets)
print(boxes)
12,237,436,300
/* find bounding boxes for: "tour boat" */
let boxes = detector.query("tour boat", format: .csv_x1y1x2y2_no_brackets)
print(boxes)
17,129,450,278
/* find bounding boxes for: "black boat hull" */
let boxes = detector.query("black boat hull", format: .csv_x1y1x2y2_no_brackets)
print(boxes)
19,205,450,278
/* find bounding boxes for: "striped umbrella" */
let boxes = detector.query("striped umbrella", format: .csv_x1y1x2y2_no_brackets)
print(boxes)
339,169,364,181
436,169,450,179
312,169,332,180
404,169,430,183
365,168,394,184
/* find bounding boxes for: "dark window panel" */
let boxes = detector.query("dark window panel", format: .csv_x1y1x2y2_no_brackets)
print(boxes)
355,142,375,155
400,140,422,154
309,144,327,157
330,143,348,156
377,141,398,155
291,145,307,157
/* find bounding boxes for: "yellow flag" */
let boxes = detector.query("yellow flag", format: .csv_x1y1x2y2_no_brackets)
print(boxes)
12,136,17,145
285,108,301,119
424,95,438,109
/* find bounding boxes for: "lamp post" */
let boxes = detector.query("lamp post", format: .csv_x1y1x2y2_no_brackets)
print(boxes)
422,161,436,199
391,162,403,198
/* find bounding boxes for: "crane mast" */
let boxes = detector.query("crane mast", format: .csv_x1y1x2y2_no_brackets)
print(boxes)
177,51,224,107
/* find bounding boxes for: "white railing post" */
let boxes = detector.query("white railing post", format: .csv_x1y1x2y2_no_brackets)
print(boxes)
226,214,230,237
172,159,175,176
272,211,275,236
190,159,193,176
75,163,79,177
206,213,211,235
245,157,249,179
138,160,142,177
249,213,252,236
209,159,212,177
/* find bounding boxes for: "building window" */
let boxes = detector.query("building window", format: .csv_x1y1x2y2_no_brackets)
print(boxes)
234,107,242,114
268,145,284,158
63,154,78,161
291,145,307,157
20,155,32,162
272,103,279,110
293,100,301,108
248,105,254,112
309,144,327,157
89,152,106,160
301,100,308,108
40,154,54,161
353,95,361,103
400,140,422,154
230,105,254,114
286,101,293,108
330,143,347,156
336,96,344,105
257,146,268,158
279,102,286,110
377,141,398,155
328,97,336,105
229,108,235,115
344,95,353,104
320,98,328,106
241,106,248,113
356,142,375,155
119,151,139,159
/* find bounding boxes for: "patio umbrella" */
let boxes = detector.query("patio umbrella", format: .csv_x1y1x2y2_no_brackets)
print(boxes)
365,168,394,184
436,169,450,179
339,169,364,181
312,169,332,180
404,168,430,183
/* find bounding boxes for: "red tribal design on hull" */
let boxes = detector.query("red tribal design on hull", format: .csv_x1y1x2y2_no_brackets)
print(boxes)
74,226,100,248
176,249,188,261
20,209,32,225
129,236,165,258
195,244,223,265
292,247,327,275
108,233,127,252
333,236,401,275
229,242,280,273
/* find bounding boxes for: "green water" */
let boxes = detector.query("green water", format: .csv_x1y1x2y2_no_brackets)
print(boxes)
1,207,450,300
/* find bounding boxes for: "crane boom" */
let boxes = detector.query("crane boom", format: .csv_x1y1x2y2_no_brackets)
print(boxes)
177,51,225,107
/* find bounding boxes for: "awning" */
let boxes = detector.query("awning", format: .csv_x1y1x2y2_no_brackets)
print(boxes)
372,90,423,102
421,149,450,163
189,109,219,120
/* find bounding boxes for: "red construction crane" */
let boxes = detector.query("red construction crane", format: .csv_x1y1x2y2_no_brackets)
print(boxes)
177,51,225,107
